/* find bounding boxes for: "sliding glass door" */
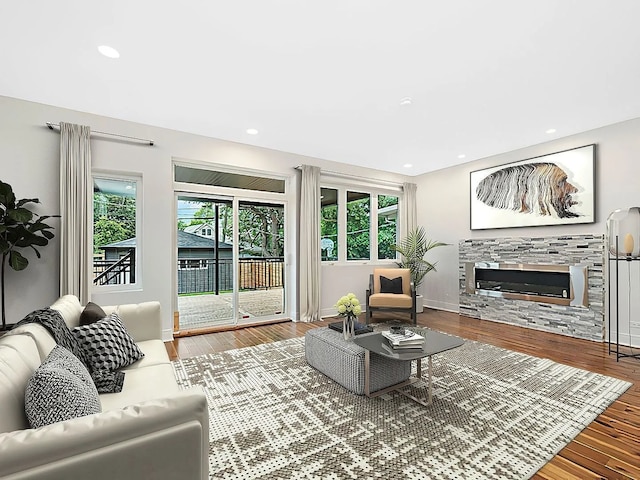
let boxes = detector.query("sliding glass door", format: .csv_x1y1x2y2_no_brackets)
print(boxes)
176,195,235,330
237,201,285,320
175,194,286,332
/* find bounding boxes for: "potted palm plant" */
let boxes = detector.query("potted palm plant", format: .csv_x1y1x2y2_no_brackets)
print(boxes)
0,180,58,330
395,226,448,313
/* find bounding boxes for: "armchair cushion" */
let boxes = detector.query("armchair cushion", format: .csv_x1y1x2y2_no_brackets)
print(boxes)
380,275,403,294
372,268,412,295
368,293,413,308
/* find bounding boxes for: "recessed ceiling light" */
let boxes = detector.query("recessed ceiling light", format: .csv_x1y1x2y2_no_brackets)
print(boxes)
458,154,466,159
246,128,259,135
403,163,413,168
545,128,557,134
400,97,412,106
97,45,120,59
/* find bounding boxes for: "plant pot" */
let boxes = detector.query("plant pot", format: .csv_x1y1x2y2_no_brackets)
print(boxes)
416,294,424,313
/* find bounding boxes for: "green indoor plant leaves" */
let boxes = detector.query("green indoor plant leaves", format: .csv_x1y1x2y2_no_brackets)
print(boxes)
0,180,59,329
394,226,448,289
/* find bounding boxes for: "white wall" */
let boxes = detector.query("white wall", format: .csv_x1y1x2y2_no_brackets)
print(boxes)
0,95,409,338
4,94,638,341
415,118,640,344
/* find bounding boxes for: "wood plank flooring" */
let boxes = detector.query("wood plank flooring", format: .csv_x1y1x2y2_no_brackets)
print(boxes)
165,310,640,479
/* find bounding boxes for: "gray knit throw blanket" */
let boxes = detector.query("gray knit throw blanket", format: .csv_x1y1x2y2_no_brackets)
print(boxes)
15,308,124,393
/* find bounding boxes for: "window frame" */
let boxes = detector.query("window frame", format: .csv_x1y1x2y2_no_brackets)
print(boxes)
320,181,401,264
91,172,142,292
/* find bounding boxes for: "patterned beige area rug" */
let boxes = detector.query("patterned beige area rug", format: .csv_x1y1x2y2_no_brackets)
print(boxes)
172,336,630,480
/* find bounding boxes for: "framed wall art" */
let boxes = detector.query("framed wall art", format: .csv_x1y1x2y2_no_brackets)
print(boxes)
470,144,596,230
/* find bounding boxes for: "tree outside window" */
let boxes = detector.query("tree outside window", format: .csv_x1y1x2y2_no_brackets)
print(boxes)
320,188,338,261
320,186,400,262
93,181,136,252
93,177,138,285
346,191,370,260
378,195,398,260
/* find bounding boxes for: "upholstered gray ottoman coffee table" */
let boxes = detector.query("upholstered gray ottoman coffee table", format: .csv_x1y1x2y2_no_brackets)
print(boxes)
304,328,411,395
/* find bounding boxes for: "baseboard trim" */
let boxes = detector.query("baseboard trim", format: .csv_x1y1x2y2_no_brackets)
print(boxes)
424,300,459,313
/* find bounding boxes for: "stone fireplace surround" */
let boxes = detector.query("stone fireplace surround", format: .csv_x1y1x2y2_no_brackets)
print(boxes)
459,234,604,342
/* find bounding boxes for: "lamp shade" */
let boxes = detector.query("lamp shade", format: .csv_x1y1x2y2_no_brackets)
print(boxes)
607,207,640,258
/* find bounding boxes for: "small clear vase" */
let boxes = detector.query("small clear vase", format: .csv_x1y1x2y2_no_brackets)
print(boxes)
343,314,356,340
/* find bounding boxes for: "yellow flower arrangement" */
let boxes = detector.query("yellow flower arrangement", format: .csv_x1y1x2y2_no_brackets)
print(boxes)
335,293,362,318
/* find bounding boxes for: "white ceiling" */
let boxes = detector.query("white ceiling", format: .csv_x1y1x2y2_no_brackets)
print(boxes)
2,1,640,176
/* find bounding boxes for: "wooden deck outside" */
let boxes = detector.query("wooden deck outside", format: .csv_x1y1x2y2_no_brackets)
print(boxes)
176,288,285,331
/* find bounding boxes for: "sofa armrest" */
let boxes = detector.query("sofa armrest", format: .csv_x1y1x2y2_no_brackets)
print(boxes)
102,301,162,342
0,389,208,480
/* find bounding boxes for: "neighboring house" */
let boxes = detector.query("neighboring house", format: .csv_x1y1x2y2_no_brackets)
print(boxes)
174,230,233,265
377,203,397,221
100,230,233,292
183,222,215,239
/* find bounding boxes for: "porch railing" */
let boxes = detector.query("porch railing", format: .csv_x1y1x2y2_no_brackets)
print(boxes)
178,257,284,294
93,254,284,291
93,250,135,285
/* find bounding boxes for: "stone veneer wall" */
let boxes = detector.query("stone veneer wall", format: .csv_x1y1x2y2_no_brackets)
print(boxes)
459,234,604,342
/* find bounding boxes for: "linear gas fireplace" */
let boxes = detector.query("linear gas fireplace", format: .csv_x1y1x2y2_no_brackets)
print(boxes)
459,235,603,341
465,262,589,307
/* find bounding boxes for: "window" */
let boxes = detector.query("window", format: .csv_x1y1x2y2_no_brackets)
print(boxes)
320,188,338,261
178,259,208,270
320,185,401,262
378,195,398,259
346,191,370,260
93,177,139,286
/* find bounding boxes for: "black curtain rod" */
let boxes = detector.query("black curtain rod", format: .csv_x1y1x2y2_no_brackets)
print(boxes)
46,122,154,146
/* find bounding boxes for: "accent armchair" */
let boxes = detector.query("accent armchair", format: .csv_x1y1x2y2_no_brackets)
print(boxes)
365,268,417,325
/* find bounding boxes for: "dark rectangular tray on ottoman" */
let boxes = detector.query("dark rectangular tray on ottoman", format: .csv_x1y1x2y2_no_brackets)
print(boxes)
327,321,373,335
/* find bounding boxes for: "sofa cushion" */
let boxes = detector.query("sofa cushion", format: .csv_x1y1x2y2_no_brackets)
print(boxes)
0,334,42,433
25,345,101,429
73,312,144,373
121,339,171,370
99,363,181,411
6,322,57,361
79,302,107,326
50,294,83,329
102,301,162,342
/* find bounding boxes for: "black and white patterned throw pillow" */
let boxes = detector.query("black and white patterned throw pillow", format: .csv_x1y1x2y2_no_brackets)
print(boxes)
25,345,101,428
73,312,144,373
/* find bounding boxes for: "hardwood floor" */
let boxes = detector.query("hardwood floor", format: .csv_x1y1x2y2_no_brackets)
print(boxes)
165,310,640,480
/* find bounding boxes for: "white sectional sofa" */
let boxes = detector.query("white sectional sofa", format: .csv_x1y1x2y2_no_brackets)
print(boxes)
0,295,209,480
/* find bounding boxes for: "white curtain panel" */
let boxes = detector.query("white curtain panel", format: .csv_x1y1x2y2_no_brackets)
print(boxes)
299,165,321,322
402,182,417,235
59,122,92,304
